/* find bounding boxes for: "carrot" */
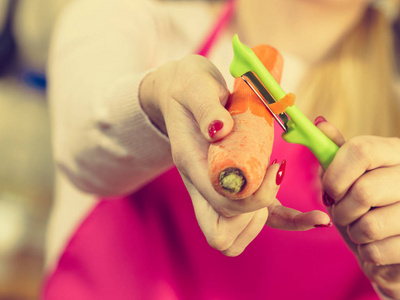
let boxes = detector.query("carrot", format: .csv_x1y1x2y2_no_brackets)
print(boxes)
208,45,293,199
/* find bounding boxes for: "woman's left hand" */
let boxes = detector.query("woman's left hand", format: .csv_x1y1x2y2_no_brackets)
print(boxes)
316,119,400,299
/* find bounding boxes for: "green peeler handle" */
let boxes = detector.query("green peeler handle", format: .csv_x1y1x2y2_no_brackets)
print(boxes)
230,34,339,170
283,106,339,170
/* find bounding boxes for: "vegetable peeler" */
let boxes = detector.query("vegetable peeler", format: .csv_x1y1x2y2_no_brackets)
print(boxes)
229,34,339,170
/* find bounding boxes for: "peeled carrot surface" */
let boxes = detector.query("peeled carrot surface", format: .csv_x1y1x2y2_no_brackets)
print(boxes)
208,45,290,199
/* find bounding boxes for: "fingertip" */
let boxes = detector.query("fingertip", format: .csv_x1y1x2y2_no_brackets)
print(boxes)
314,221,333,228
313,116,327,126
266,205,332,231
293,210,331,231
208,120,224,139
314,116,345,147
322,191,335,207
264,161,281,186
206,112,234,142
254,161,282,200
265,159,286,187
309,210,332,228
276,160,286,186
194,80,233,142
244,169,274,211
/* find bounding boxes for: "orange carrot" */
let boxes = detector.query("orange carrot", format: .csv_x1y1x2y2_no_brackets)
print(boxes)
208,45,290,199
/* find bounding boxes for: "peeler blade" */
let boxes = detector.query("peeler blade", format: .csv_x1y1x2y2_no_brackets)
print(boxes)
241,72,289,132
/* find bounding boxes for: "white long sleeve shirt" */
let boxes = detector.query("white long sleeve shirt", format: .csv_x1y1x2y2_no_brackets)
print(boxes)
46,0,237,272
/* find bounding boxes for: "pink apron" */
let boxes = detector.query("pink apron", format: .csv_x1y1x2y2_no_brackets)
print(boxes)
42,1,378,299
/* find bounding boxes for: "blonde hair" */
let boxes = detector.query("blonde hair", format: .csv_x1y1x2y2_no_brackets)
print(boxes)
298,4,400,139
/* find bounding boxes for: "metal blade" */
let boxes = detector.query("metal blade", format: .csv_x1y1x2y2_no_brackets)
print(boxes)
241,74,288,132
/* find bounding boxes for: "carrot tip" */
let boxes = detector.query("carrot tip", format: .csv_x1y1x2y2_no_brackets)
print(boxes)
219,168,246,194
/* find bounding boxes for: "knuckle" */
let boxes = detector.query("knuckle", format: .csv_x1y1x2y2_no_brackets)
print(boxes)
360,243,384,265
182,53,208,64
178,55,208,78
178,54,200,69
222,246,244,257
182,54,213,73
215,205,236,218
380,266,400,284
346,136,371,166
357,214,381,242
195,100,212,123
170,56,200,93
376,286,400,300
373,265,400,287
325,190,338,203
350,179,372,208
321,173,340,200
169,77,193,101
207,232,232,251
171,149,190,177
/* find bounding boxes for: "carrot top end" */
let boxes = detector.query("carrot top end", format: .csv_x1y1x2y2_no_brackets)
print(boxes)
219,168,247,194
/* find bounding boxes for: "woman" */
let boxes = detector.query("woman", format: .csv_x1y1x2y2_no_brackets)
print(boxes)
43,0,400,299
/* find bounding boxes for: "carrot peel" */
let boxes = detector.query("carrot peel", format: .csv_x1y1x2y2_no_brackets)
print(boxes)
270,92,296,115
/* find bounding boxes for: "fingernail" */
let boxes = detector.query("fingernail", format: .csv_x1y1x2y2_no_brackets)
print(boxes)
314,116,327,126
314,222,333,228
322,192,335,207
270,159,278,165
208,120,224,138
275,160,286,186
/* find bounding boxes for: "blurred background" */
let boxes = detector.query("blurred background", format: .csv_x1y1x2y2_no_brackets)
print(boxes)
0,0,396,299
0,0,71,299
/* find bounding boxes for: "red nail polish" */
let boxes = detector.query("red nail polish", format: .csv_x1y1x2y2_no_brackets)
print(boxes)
314,116,327,126
314,222,333,228
270,159,278,165
322,192,335,207
275,160,286,185
208,120,224,138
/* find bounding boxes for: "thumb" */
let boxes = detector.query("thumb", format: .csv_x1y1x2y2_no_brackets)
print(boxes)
187,79,234,142
314,116,345,178
314,116,345,147
176,56,234,142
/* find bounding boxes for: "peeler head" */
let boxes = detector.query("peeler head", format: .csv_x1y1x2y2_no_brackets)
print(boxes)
230,35,290,131
229,34,339,170
240,73,289,132
230,34,259,78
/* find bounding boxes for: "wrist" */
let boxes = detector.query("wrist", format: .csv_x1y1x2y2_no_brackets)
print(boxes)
139,70,168,135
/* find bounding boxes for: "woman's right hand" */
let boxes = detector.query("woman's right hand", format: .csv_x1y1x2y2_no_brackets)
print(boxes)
140,55,331,256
